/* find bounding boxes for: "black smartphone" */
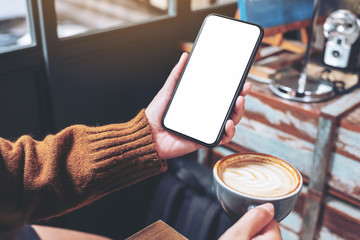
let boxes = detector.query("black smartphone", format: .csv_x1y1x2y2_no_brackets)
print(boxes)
162,14,263,147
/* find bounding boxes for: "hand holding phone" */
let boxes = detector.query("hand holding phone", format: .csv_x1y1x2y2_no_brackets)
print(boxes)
162,14,263,147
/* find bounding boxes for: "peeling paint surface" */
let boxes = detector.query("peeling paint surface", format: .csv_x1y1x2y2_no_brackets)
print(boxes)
343,106,360,125
329,153,360,201
213,146,236,157
234,117,313,176
321,88,360,117
329,176,360,202
281,211,303,234
325,196,360,221
318,227,346,240
280,227,299,240
245,95,318,139
336,127,360,160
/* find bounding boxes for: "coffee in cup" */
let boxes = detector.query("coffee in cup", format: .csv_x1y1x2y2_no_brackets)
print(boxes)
213,153,302,222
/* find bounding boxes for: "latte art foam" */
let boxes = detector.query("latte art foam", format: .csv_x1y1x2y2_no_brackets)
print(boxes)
221,161,297,198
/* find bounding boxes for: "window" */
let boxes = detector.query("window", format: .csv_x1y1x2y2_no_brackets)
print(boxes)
55,0,170,38
0,0,34,53
192,0,237,11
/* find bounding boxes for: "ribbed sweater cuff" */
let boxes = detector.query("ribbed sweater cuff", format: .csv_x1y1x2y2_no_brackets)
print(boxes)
77,109,167,201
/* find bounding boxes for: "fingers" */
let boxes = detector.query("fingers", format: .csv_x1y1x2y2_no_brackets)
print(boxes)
253,219,281,240
237,203,275,238
241,82,252,96
228,81,251,126
145,52,188,121
231,96,246,126
220,82,252,144
220,120,235,144
220,203,275,240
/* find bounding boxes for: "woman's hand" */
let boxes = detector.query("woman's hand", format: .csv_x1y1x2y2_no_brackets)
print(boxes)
145,52,252,160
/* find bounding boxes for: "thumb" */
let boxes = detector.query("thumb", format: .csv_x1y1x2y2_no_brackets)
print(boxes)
145,52,188,122
161,52,188,94
220,203,275,239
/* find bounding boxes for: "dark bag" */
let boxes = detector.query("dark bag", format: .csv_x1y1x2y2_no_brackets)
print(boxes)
146,157,233,240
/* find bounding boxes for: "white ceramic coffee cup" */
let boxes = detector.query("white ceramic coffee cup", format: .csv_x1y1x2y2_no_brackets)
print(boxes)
213,153,303,222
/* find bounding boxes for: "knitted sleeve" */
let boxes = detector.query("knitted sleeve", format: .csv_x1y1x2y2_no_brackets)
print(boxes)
0,109,167,231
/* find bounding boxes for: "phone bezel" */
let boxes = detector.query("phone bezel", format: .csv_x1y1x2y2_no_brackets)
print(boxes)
161,14,264,148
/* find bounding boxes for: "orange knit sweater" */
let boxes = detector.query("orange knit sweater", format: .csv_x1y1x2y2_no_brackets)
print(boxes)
0,109,167,231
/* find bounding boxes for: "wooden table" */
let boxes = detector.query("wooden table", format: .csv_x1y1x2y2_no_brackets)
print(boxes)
199,79,360,240
126,220,187,240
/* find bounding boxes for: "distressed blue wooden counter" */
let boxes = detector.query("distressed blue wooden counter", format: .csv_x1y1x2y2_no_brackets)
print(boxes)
201,79,360,240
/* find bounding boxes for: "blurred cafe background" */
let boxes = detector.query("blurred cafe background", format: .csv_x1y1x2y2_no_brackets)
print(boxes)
0,0,359,239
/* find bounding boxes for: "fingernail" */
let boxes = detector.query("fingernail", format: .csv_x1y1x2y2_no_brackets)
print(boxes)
258,203,274,215
179,52,187,63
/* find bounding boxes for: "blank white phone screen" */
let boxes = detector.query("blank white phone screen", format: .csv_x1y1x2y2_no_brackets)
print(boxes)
163,15,261,145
